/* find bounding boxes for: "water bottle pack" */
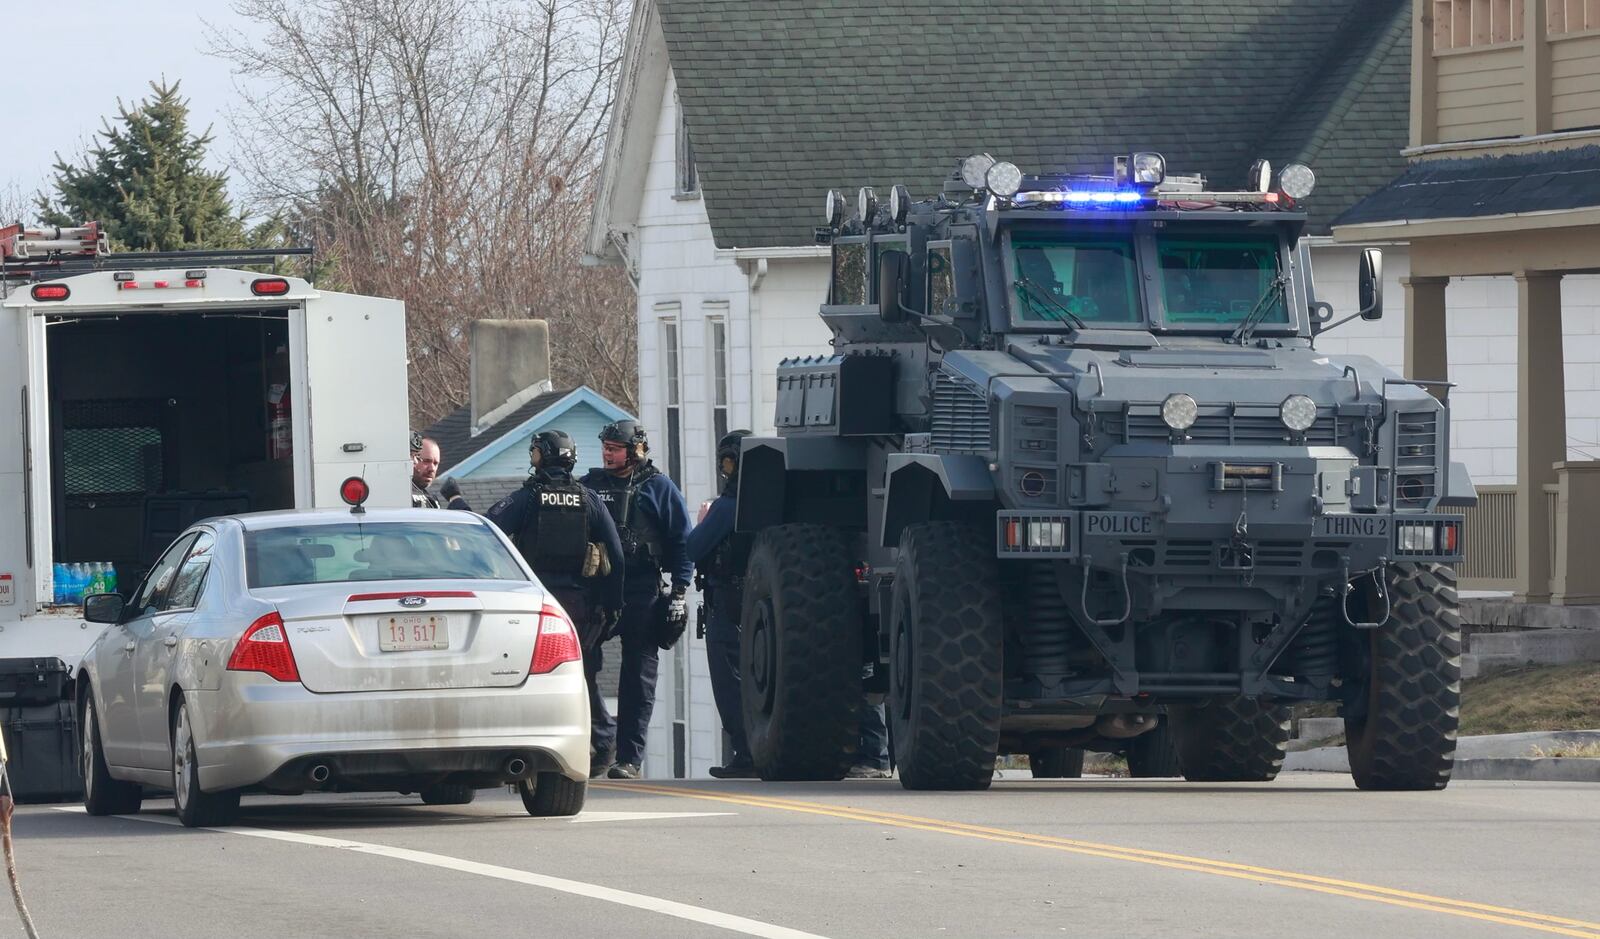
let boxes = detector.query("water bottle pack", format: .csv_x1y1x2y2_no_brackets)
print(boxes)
51,561,118,605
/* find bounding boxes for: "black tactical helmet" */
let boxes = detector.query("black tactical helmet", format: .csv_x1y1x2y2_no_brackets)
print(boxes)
717,429,752,467
531,430,577,471
409,431,424,454
599,419,648,461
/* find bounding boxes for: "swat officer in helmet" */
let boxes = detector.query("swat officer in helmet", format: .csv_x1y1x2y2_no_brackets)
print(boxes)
486,431,625,777
410,432,472,510
580,420,692,780
686,429,756,778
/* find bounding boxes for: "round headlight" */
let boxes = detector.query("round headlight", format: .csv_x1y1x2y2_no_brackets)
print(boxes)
857,186,877,222
986,161,1023,197
889,184,911,224
960,153,996,188
1161,393,1198,432
1279,163,1316,200
1248,158,1272,194
1280,394,1318,432
825,190,844,226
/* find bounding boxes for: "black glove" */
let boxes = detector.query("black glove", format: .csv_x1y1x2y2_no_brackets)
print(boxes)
653,590,688,650
440,477,461,500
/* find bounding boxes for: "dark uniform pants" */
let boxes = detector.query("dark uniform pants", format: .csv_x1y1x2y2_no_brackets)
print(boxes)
590,584,660,766
704,604,748,760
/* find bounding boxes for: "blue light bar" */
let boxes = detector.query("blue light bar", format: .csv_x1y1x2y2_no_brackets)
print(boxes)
1017,188,1146,207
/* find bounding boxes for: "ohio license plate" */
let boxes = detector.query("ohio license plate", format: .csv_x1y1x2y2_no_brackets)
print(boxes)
377,614,450,652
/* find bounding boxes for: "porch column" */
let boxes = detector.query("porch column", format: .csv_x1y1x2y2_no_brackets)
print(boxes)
1402,276,1450,396
1514,271,1566,604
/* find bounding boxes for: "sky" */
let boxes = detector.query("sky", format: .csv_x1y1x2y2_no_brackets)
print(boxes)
7,2,254,214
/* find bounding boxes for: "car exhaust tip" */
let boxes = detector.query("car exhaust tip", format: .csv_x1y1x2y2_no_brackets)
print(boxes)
504,757,528,778
308,763,331,784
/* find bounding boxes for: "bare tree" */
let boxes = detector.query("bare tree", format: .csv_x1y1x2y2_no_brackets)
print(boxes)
0,182,37,225
211,0,635,424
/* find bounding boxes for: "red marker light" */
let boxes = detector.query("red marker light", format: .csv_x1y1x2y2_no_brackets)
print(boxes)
340,476,370,507
251,277,291,296
30,284,69,301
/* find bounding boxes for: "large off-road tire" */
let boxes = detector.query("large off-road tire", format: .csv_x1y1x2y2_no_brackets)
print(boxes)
172,698,240,828
521,773,586,817
890,522,1003,791
1169,697,1291,782
1344,562,1462,791
1125,719,1181,778
80,689,143,816
420,783,476,806
1027,748,1084,779
740,524,862,781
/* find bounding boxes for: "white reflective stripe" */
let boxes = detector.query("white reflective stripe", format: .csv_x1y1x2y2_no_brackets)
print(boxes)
55,808,829,939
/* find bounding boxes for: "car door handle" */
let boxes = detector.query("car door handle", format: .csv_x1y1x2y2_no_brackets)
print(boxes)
123,641,137,654
163,636,179,648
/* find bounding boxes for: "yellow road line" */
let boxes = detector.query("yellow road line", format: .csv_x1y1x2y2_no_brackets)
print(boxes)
598,782,1600,939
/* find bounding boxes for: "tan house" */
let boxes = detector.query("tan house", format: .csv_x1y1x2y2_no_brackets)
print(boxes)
1334,0,1600,605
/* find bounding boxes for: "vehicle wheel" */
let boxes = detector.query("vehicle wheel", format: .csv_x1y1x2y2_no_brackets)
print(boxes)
171,698,240,828
520,772,586,817
80,690,143,816
740,524,861,781
1125,719,1181,778
1027,748,1084,779
1169,697,1291,782
1344,562,1461,791
420,783,476,806
890,522,1003,791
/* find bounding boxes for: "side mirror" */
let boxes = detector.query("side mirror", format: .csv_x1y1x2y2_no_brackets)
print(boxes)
1358,248,1383,321
877,250,910,324
83,592,126,625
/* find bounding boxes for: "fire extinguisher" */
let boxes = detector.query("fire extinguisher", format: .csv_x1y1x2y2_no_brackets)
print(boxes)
267,383,292,460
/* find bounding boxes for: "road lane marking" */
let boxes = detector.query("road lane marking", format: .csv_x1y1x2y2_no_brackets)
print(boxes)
569,810,735,824
52,808,828,939
602,783,1600,939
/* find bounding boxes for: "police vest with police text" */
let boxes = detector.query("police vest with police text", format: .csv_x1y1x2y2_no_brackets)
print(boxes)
516,478,591,577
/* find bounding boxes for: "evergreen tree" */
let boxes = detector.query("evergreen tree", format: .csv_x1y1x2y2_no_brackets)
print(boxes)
38,80,255,251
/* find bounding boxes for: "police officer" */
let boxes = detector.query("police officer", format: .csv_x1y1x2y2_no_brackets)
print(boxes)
487,431,625,777
580,420,691,780
410,433,441,508
686,430,756,778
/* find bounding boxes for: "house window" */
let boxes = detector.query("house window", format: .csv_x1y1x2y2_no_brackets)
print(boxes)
675,95,698,195
708,312,729,471
662,317,683,483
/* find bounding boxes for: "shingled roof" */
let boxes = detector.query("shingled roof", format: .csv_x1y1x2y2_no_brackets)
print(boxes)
1335,146,1600,227
654,0,1410,241
422,388,574,475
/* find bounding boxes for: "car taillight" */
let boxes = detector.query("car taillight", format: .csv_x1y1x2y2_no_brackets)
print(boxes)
226,611,300,682
530,603,581,674
251,277,290,296
31,283,69,301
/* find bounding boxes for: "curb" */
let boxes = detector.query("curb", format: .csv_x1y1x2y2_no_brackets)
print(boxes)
1283,729,1600,781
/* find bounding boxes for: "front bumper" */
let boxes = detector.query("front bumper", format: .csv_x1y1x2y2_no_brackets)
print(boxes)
191,662,590,791
997,509,1463,574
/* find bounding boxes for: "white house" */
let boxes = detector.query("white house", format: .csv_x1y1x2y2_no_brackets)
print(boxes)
586,0,1600,776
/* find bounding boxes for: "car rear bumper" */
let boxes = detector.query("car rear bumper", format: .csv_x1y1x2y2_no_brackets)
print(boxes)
191,662,590,791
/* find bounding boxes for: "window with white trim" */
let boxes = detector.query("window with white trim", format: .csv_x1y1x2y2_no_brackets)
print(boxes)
707,310,729,473
675,94,698,195
661,316,684,483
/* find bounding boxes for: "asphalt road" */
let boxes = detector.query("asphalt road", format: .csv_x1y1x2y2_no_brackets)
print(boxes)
5,772,1598,939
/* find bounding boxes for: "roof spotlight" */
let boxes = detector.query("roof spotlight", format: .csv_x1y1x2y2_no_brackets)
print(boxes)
889,184,912,224
1248,158,1272,194
825,189,844,226
986,161,1023,198
1279,163,1316,200
960,153,997,188
1130,152,1166,188
857,186,877,223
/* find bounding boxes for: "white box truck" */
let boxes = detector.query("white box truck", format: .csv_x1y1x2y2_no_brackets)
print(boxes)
1,226,411,688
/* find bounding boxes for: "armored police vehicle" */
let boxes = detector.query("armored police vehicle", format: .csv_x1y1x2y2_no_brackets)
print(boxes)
732,154,1475,792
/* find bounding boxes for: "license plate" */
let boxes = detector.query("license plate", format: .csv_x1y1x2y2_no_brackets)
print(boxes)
377,614,450,652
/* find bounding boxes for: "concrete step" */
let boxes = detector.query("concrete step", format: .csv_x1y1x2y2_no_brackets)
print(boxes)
1466,628,1600,674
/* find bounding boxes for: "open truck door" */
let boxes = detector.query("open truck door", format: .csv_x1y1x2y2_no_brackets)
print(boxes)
293,289,410,508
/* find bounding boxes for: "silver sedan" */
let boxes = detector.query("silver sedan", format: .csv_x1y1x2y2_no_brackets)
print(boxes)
74,507,590,827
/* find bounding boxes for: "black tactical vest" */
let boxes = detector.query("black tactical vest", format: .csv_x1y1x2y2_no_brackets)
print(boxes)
516,477,590,578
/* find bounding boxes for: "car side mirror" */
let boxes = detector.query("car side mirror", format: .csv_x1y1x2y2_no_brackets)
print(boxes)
83,592,126,625
878,250,910,324
1358,248,1383,321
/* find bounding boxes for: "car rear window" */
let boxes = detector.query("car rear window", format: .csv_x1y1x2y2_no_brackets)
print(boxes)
244,521,528,588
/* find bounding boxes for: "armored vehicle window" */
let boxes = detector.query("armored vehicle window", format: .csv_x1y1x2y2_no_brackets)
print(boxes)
832,242,869,305
927,244,954,315
1157,235,1288,326
1010,236,1139,324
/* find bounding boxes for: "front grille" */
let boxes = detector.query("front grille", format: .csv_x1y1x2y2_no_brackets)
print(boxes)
1256,541,1304,568
1164,540,1212,567
1393,411,1439,508
930,372,991,451
1107,408,1343,446
1012,405,1059,461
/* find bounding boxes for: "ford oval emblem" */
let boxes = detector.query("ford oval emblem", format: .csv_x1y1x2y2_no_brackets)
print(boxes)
399,596,427,608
